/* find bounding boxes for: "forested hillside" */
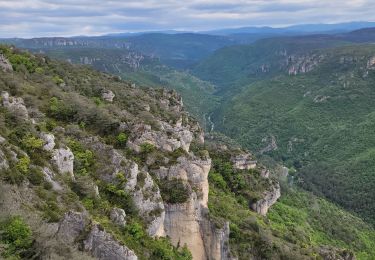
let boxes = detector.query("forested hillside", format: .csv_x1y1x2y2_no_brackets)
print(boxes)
1,45,375,260
198,42,375,226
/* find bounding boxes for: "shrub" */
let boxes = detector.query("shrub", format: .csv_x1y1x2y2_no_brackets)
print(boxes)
47,97,77,121
116,133,128,147
159,179,190,204
8,53,37,73
67,139,94,175
27,167,44,186
21,135,44,153
126,222,144,239
0,216,33,257
52,75,64,85
92,97,103,106
140,142,155,153
16,156,30,174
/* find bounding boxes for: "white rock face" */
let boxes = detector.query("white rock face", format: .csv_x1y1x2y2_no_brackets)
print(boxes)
84,224,138,260
1,91,29,120
110,208,126,227
153,155,214,260
201,219,232,260
101,89,115,102
40,132,55,151
127,121,195,153
52,147,74,179
0,54,13,72
251,183,281,216
126,167,165,237
164,196,207,260
231,153,257,170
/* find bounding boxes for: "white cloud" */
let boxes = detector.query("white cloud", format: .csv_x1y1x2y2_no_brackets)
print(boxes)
0,0,374,37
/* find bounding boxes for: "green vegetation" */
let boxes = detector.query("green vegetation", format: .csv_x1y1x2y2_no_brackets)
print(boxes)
42,47,220,126
0,216,33,258
195,42,375,225
207,145,375,259
158,178,190,204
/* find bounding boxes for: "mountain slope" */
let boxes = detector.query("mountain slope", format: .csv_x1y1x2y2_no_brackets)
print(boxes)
207,44,375,225
41,47,220,126
1,45,374,259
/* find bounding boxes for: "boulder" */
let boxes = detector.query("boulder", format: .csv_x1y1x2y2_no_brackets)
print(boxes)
110,208,126,227
1,91,29,120
40,132,55,151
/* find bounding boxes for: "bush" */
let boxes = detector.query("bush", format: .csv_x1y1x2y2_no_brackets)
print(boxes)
8,53,37,73
159,179,190,204
27,167,44,185
21,135,44,153
0,216,33,258
52,75,64,85
126,222,144,239
47,97,77,121
116,133,128,147
67,139,94,176
140,142,155,153
16,156,30,174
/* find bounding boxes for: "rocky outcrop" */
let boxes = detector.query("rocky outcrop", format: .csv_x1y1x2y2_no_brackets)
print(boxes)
127,121,194,153
164,196,207,260
128,168,165,237
42,167,63,191
40,132,55,151
201,219,232,260
319,246,356,260
1,91,29,120
56,211,87,244
84,224,137,260
260,135,277,154
251,183,281,216
51,147,74,179
367,56,375,69
110,208,126,227
231,153,257,170
0,54,13,72
153,155,216,260
83,137,165,237
101,89,115,102
287,54,325,75
314,95,330,103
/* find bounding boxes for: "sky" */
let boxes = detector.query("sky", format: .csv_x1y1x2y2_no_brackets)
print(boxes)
0,0,375,38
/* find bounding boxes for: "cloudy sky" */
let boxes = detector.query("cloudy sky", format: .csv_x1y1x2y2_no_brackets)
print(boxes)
0,0,374,38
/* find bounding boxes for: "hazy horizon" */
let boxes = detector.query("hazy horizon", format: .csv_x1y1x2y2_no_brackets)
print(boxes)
1,0,375,38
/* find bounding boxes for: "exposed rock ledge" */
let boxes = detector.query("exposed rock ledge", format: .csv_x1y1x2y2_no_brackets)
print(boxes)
56,211,138,260
251,183,281,216
231,152,257,170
